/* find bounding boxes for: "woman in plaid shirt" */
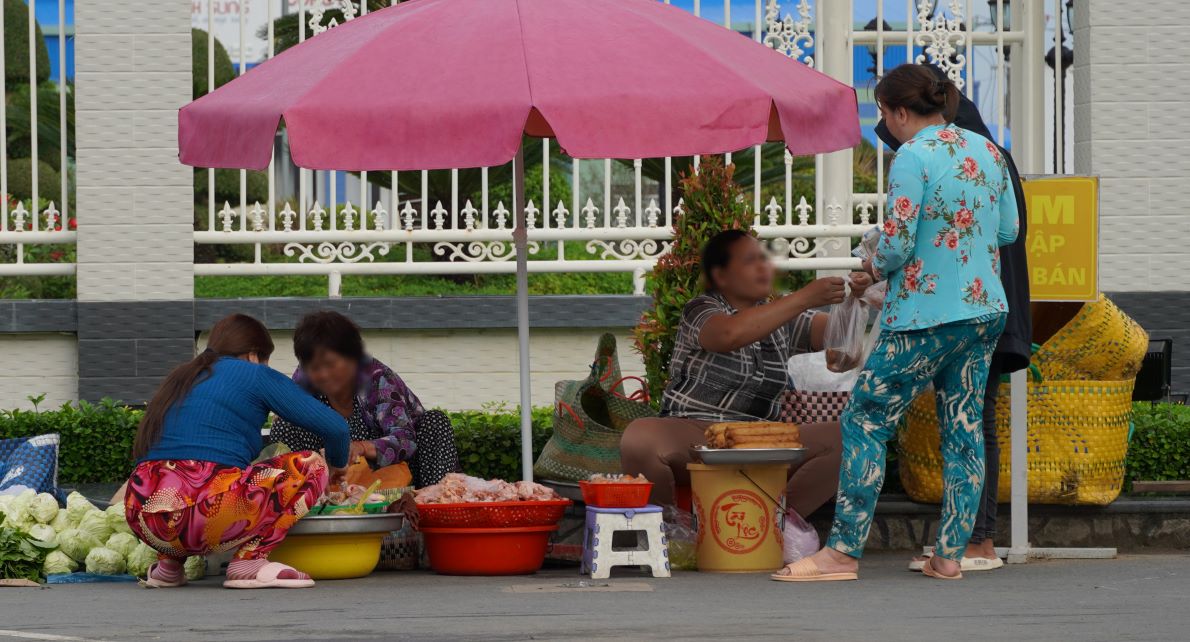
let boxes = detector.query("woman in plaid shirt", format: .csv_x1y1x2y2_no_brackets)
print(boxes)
621,229,871,554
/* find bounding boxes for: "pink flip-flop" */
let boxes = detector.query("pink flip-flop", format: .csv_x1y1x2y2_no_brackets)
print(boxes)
770,557,858,582
222,562,315,589
139,562,188,589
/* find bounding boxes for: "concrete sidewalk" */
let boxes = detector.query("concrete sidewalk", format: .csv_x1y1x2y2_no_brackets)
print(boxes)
1,552,1187,641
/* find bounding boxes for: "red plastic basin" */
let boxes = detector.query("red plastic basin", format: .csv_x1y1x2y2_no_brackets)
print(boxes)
421,525,558,576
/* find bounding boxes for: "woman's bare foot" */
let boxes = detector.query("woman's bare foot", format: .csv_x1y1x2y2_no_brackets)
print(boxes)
805,546,859,575
965,539,998,560
928,555,961,577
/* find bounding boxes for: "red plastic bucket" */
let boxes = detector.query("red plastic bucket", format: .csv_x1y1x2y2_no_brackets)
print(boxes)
421,525,559,575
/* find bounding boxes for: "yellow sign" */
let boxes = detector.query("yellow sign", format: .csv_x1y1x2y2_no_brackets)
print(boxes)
1022,175,1099,302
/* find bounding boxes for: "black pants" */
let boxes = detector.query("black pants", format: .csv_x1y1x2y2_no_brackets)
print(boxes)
410,410,461,488
969,359,1002,544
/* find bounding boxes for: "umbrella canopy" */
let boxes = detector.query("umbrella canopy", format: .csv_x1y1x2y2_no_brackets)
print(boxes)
178,0,861,481
179,0,860,171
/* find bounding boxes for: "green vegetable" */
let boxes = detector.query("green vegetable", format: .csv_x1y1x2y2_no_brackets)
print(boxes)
77,510,114,544
105,532,138,558
56,527,101,562
104,504,132,536
0,525,50,582
184,556,206,581
84,546,126,575
43,550,77,575
29,493,58,524
126,542,157,578
27,524,56,547
49,510,71,532
0,489,36,530
65,491,96,524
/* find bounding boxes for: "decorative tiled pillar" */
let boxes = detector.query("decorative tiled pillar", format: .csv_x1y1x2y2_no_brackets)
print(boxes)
1073,0,1190,389
74,2,195,402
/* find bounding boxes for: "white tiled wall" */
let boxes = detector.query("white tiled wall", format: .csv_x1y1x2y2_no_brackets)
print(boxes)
198,328,647,412
75,3,193,301
1073,1,1190,291
0,335,78,410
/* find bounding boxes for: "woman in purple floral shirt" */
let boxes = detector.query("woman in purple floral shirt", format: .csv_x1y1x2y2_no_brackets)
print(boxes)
270,311,459,487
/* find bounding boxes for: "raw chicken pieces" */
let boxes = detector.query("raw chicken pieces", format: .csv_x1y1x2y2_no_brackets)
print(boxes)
415,473,560,504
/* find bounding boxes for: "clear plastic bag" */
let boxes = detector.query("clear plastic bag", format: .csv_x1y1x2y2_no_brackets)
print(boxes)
823,292,867,373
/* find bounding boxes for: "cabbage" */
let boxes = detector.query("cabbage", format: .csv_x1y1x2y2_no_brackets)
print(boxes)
126,543,158,577
28,523,57,547
104,504,133,535
0,489,36,527
184,556,206,580
30,493,59,524
57,528,102,562
49,510,71,532
77,510,114,543
43,550,78,575
65,491,96,524
85,546,127,575
105,532,138,558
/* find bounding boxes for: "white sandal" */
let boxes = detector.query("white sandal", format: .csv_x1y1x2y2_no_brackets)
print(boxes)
222,561,315,589
908,552,1004,572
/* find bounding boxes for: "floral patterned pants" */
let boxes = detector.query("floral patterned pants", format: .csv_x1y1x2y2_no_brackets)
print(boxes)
125,451,328,561
827,315,1005,562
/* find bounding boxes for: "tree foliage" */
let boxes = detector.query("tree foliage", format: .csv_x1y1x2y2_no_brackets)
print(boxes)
633,157,755,402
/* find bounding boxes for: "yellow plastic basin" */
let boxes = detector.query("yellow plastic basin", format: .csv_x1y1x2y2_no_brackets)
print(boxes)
269,532,384,580
268,512,405,580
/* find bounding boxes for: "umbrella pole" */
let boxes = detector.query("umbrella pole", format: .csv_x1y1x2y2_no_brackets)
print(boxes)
513,142,533,481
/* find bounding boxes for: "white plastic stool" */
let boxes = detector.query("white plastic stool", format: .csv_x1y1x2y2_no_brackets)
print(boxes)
581,504,670,579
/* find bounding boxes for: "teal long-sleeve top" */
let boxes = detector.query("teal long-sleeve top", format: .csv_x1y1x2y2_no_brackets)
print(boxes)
141,356,351,469
873,123,1019,331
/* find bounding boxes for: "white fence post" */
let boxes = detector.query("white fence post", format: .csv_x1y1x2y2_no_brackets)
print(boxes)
815,0,855,272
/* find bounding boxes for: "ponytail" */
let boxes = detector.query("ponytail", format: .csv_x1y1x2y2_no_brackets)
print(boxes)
133,314,274,459
875,64,960,122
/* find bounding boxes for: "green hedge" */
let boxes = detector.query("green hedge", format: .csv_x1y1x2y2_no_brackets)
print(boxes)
0,398,140,484
0,398,553,484
1125,402,1190,487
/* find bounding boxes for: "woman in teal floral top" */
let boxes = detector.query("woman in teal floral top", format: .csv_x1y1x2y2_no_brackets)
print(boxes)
775,64,1018,584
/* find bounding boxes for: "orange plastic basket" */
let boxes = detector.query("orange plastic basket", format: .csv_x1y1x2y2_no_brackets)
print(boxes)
416,499,572,529
578,481,654,508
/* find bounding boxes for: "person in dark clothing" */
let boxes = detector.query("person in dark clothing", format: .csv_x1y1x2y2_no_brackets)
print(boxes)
876,67,1031,571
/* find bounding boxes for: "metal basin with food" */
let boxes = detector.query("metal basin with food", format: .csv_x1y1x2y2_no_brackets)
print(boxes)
690,445,807,466
269,513,405,580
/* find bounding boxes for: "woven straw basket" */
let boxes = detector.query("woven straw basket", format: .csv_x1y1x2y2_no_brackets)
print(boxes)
899,295,1147,506
899,379,1135,505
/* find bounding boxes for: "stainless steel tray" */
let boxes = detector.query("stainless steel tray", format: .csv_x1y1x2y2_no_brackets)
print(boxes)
691,446,807,466
289,512,405,535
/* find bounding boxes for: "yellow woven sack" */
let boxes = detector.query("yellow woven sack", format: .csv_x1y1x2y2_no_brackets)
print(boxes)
1033,295,1148,382
898,379,1135,506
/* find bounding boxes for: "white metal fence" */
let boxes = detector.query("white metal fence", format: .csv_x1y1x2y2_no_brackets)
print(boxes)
0,0,75,279
2,0,1073,293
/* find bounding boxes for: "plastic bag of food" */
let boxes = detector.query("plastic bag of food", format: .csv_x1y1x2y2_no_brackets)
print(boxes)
663,506,697,571
823,292,867,373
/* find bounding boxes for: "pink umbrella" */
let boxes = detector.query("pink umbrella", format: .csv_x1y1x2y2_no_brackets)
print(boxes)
178,0,860,479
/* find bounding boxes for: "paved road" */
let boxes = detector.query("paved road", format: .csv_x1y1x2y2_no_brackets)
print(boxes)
2,553,1188,641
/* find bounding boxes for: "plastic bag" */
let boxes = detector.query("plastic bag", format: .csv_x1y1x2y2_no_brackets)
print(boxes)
787,352,858,393
781,510,820,565
663,506,697,571
823,293,867,373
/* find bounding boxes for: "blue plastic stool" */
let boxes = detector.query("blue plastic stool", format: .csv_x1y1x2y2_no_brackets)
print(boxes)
581,504,670,579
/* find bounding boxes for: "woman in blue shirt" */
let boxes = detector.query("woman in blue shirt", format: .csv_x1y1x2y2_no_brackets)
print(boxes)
775,64,1018,583
124,313,351,589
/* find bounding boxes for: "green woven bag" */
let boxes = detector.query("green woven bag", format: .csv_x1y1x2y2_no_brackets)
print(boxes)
533,334,657,482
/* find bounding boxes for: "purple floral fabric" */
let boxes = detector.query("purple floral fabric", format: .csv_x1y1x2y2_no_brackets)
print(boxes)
293,357,424,466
